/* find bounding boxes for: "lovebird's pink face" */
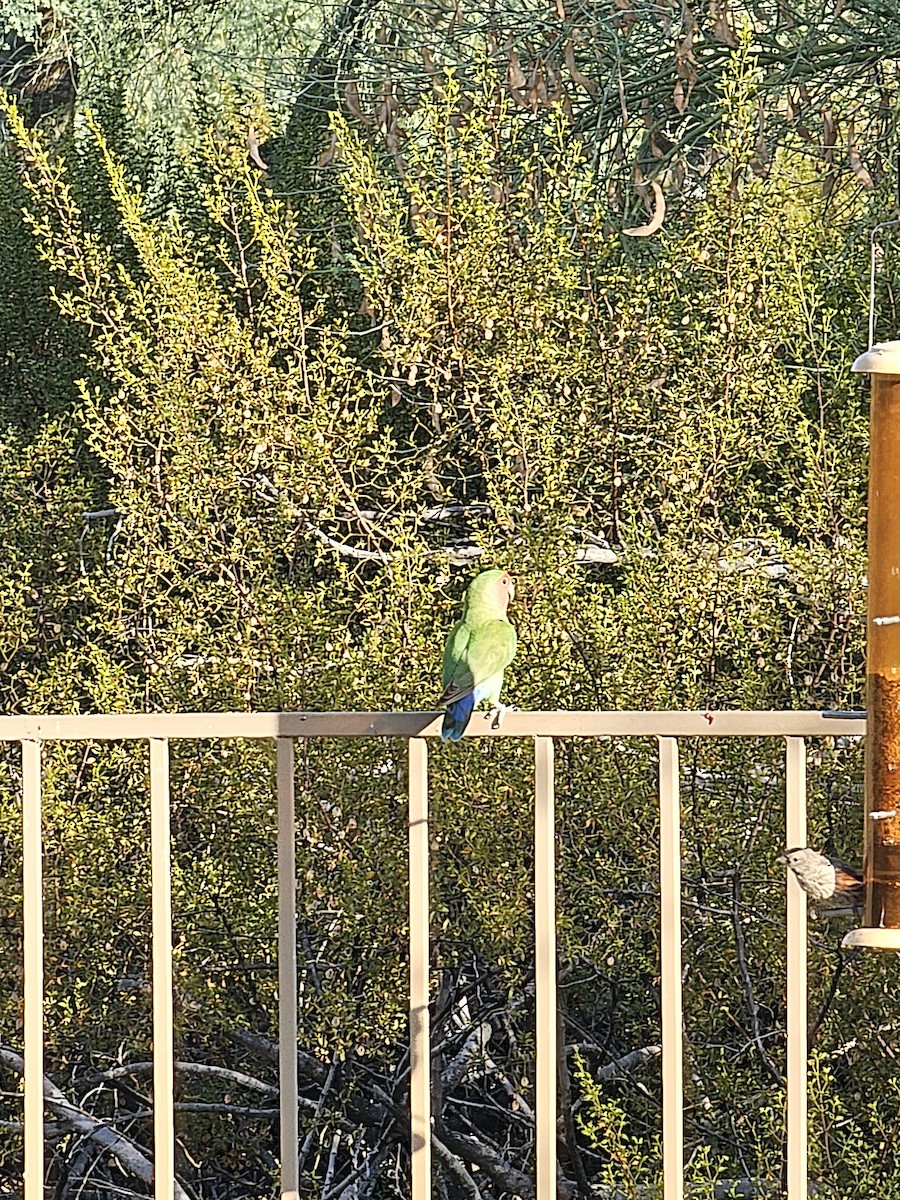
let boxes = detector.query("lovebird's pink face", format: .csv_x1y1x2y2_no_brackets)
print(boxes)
495,572,515,610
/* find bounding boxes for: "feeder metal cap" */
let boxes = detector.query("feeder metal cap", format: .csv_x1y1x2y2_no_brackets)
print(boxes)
852,341,900,374
842,926,900,951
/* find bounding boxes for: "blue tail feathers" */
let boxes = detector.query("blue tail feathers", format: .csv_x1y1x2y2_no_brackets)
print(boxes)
441,693,476,741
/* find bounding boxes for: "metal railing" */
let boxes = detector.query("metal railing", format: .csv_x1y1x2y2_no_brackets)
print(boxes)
6,708,867,1200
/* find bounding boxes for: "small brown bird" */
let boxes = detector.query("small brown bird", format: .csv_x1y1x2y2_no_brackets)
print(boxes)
777,847,864,918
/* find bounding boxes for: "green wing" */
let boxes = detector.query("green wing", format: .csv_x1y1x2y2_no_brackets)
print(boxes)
440,619,473,703
441,619,471,688
439,619,516,706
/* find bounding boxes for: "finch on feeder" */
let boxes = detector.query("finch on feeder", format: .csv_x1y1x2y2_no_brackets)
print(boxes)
778,847,865,919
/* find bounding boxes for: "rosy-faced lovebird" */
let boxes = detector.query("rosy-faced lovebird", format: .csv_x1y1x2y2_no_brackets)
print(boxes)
437,569,517,741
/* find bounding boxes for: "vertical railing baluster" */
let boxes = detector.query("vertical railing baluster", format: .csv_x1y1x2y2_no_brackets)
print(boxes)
785,737,808,1199
277,738,300,1200
658,736,684,1200
150,738,175,1200
534,737,557,1200
408,738,431,1200
22,740,43,1200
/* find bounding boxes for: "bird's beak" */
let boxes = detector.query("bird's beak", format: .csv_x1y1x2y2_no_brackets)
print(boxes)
776,855,787,865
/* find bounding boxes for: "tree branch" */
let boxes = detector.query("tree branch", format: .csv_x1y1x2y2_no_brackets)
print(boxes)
440,1126,540,1199
441,1021,492,1094
432,1134,483,1200
86,1060,279,1096
0,1046,190,1200
568,1043,662,1081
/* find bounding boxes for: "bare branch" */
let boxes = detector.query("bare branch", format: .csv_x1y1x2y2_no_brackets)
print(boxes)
119,1103,282,1119
730,878,782,1087
0,1119,69,1137
440,1126,539,1199
87,1060,279,1096
300,1052,341,1172
808,948,846,1047
227,1027,328,1085
322,1130,342,1198
321,1145,389,1200
441,1021,492,1094
568,1043,662,1081
432,1134,483,1200
0,1046,190,1200
306,520,392,562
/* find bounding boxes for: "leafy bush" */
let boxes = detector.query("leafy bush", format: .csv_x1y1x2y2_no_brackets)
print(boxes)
0,45,892,1199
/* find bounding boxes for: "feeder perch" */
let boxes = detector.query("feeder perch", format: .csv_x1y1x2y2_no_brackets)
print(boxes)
844,341,900,949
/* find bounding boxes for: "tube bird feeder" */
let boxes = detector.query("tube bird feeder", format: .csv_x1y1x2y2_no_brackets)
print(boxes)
844,341,900,949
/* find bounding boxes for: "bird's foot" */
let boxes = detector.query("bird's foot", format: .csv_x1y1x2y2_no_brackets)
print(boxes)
488,703,518,729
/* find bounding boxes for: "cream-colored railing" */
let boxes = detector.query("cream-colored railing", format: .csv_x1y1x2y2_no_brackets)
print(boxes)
7,708,866,1200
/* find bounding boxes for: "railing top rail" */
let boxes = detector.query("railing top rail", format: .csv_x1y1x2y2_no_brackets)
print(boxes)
0,709,867,741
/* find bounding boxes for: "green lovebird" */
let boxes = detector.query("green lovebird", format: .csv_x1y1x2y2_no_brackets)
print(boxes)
437,569,517,741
